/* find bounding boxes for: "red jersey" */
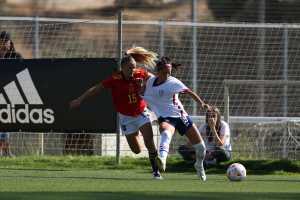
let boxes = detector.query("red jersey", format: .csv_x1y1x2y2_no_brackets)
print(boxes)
101,68,149,116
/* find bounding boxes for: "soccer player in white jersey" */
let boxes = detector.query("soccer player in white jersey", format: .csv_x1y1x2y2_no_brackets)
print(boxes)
142,56,211,181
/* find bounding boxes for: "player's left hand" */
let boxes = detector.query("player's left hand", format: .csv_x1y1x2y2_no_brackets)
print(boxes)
202,103,211,111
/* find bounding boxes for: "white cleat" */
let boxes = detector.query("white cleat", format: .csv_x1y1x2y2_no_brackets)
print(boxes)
194,161,207,181
156,156,166,172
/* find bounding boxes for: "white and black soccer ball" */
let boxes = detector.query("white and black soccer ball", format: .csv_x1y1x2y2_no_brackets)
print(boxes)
226,163,247,181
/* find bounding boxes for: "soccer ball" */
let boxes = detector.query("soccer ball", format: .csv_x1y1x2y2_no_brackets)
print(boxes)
226,163,247,181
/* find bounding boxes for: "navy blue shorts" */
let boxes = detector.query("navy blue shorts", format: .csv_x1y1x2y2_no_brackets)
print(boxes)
158,115,193,136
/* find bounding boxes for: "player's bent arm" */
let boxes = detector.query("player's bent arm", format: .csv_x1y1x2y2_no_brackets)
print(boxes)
70,83,104,109
183,89,210,110
212,127,225,146
207,118,224,146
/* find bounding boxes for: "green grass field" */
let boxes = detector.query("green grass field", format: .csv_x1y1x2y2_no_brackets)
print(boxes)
0,156,299,200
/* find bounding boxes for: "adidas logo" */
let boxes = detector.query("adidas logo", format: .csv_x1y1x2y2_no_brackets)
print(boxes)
0,68,55,124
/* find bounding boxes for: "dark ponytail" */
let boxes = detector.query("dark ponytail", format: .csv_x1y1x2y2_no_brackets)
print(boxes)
156,56,181,71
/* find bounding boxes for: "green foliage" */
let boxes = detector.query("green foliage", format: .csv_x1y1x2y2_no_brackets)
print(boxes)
0,156,144,170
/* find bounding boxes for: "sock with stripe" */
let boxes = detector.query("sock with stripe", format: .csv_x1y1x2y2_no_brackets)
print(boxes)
159,130,173,160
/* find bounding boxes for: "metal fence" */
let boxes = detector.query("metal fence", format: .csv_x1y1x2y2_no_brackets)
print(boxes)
1,16,300,159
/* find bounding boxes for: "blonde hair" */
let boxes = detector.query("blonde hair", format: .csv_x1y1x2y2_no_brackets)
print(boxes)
126,47,158,69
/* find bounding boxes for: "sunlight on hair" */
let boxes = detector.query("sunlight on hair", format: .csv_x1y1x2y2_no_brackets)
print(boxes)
126,47,158,70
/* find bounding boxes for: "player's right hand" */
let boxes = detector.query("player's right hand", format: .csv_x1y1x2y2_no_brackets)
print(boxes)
69,99,81,109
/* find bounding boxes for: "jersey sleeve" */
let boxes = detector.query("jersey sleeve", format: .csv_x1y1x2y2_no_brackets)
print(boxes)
172,78,189,93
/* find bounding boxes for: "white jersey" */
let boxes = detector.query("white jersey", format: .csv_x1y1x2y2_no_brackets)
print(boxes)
199,120,232,151
143,76,189,118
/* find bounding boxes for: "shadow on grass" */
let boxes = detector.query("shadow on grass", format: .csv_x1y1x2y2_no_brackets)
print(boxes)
167,159,300,175
0,191,298,200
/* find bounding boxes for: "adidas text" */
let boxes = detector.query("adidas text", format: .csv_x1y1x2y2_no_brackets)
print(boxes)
0,104,55,124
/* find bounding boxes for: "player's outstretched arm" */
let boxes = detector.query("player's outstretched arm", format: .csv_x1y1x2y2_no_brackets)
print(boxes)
69,83,104,109
184,89,211,111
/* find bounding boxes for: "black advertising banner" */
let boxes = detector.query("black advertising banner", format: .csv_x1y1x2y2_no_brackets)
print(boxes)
0,58,117,133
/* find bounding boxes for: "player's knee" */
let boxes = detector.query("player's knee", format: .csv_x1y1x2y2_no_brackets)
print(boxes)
193,142,206,158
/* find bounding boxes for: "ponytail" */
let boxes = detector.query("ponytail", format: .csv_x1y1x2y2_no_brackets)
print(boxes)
125,47,158,69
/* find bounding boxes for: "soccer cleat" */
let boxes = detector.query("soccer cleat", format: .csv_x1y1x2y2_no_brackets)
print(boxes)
156,156,166,172
194,161,207,181
152,171,163,180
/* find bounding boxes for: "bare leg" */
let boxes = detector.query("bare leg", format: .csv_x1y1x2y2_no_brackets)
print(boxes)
125,132,142,154
139,122,162,179
139,122,156,153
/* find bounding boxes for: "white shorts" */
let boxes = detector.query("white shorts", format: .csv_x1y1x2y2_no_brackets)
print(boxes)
119,108,152,135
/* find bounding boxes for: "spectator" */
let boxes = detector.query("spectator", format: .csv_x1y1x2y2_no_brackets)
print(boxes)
178,106,232,167
0,133,13,157
0,30,23,157
0,31,22,59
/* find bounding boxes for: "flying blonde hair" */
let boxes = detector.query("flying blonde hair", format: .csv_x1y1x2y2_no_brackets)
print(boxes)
126,47,158,69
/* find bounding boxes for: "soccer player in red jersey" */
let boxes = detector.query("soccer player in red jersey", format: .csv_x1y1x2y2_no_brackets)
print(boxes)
70,47,162,179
